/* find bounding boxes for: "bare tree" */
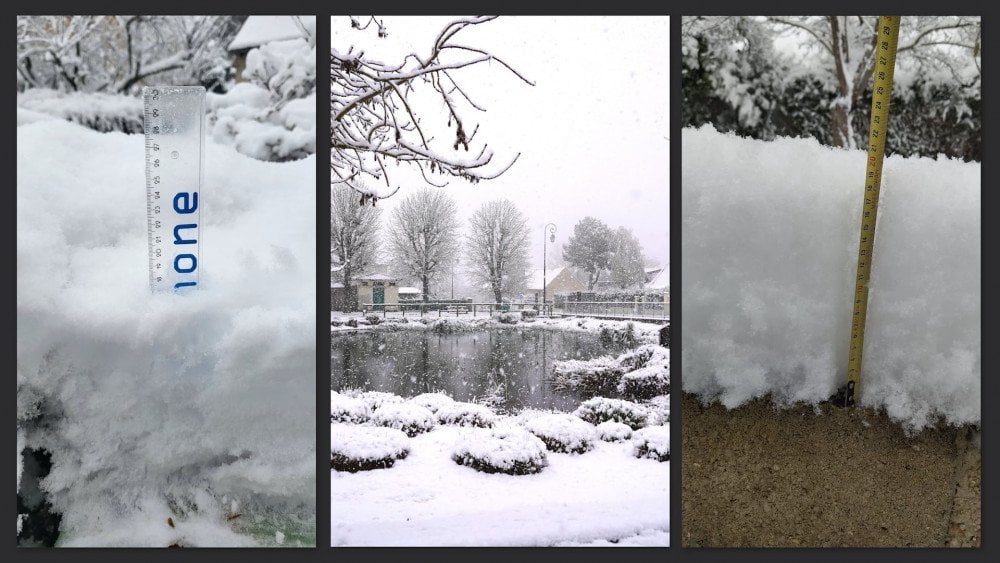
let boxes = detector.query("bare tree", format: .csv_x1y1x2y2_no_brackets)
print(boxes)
609,227,647,290
387,189,460,302
331,16,534,203
563,217,613,290
331,186,381,311
465,199,531,303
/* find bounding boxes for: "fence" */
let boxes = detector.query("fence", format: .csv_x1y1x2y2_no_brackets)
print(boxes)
361,301,554,318
557,300,668,321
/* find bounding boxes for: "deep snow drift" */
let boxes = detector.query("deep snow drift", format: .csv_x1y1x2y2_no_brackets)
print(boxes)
17,120,316,546
682,126,980,429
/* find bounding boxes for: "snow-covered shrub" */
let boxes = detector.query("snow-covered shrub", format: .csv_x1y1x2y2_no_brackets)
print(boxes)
330,392,370,424
521,309,538,321
17,89,143,133
596,421,633,442
451,427,548,475
365,314,381,325
330,425,410,472
346,318,358,328
631,425,670,462
436,402,496,428
356,391,403,411
372,403,436,437
497,312,520,325
551,356,624,392
574,398,648,430
619,366,670,400
525,414,597,454
644,395,670,425
408,392,455,414
599,322,639,348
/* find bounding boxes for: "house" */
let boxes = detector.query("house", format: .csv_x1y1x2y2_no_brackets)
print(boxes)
645,267,670,306
331,273,402,312
525,267,588,302
398,286,422,302
228,16,314,81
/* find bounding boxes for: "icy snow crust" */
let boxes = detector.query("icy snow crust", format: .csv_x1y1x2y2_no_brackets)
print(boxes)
17,120,316,546
683,126,980,428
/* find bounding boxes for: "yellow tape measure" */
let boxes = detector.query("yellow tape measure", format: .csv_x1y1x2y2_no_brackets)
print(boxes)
844,16,901,407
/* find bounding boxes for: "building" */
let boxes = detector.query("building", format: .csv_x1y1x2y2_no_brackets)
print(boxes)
645,267,670,306
398,286,422,302
525,267,588,302
331,273,402,312
228,16,314,81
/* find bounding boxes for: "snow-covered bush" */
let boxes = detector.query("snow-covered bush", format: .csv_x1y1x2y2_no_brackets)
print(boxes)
17,90,143,133
525,414,597,454
551,356,624,392
596,421,633,442
330,392,370,424
497,312,520,325
451,427,548,475
330,425,410,472
365,314,381,325
355,391,403,411
372,403,436,437
574,398,648,430
408,392,455,414
436,402,496,428
644,395,670,425
631,426,670,462
619,366,670,400
599,322,639,348
521,309,538,321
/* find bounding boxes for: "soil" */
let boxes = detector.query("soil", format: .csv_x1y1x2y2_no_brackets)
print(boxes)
681,393,981,548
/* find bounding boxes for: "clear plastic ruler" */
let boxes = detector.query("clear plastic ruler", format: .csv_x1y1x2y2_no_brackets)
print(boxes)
143,86,205,291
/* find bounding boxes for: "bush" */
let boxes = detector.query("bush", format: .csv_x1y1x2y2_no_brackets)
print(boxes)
525,414,597,454
330,391,370,423
330,425,410,472
365,314,381,325
346,318,358,328
17,89,143,133
521,309,538,321
599,322,639,348
451,426,548,475
631,425,670,462
644,395,670,425
436,402,496,428
356,391,403,411
574,397,648,430
596,421,633,442
497,312,520,325
372,403,436,437
618,366,670,400
408,392,455,414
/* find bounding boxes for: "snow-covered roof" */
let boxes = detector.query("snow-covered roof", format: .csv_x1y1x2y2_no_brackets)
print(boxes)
645,267,669,291
331,282,345,289
398,286,421,295
229,16,314,51
355,273,399,282
527,267,565,291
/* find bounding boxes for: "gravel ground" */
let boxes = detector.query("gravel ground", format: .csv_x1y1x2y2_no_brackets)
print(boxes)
681,393,980,548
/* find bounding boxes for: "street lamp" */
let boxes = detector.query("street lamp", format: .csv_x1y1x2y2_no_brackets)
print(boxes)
543,223,556,315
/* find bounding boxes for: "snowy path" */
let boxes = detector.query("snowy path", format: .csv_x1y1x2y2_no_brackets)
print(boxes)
331,425,669,546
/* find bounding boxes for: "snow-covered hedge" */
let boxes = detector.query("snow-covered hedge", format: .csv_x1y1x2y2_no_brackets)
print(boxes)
574,398,648,430
330,392,370,423
683,126,980,429
552,344,669,398
408,392,455,413
451,427,548,475
631,426,670,462
436,402,496,428
619,366,670,400
596,421,633,442
17,89,143,133
525,414,597,454
372,403,436,437
330,425,410,472
354,391,403,411
644,395,670,425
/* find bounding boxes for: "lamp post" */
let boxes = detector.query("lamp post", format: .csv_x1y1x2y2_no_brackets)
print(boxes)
543,223,556,315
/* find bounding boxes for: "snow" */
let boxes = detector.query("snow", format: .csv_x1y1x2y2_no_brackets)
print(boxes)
435,402,497,428
332,424,669,546
229,16,315,51
330,392,370,423
631,426,671,462
525,414,597,454
408,392,455,413
527,266,566,291
17,89,143,133
17,119,315,546
683,126,980,429
371,403,436,437
451,426,549,474
330,425,410,466
596,421,633,442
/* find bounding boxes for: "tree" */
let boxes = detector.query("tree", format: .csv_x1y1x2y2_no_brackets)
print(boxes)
562,217,613,290
331,186,381,311
330,16,534,202
609,227,647,290
465,199,531,303
387,189,460,302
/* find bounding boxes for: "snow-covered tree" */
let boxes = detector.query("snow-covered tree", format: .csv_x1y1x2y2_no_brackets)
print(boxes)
563,217,614,290
609,227,647,290
465,199,531,303
331,186,381,311
330,16,534,202
387,189,460,302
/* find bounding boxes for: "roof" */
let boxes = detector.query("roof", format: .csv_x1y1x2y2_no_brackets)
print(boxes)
398,286,421,294
645,267,670,290
354,273,399,282
229,16,314,51
527,267,565,291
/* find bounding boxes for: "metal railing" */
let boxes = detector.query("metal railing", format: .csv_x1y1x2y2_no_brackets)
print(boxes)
361,301,554,318
557,300,668,321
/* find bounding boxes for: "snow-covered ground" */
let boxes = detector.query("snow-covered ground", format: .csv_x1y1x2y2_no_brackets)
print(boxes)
331,423,669,546
17,118,315,546
683,126,980,429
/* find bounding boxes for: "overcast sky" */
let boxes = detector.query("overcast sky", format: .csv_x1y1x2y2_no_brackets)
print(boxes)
332,15,670,281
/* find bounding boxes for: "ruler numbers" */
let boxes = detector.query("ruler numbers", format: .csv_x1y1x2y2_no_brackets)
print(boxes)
143,86,205,291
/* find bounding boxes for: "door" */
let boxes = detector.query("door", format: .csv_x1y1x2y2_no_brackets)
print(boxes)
372,286,385,305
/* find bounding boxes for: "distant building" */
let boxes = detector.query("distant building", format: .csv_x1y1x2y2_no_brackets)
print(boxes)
331,273,401,312
398,286,422,302
228,16,314,81
525,267,588,302
645,267,670,306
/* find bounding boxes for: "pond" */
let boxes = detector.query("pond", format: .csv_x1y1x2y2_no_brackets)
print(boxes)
331,327,628,413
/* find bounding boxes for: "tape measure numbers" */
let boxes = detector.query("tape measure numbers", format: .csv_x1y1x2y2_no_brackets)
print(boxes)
844,16,901,406
143,86,205,291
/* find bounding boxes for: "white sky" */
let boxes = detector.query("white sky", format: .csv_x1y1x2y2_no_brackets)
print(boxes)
332,16,670,279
